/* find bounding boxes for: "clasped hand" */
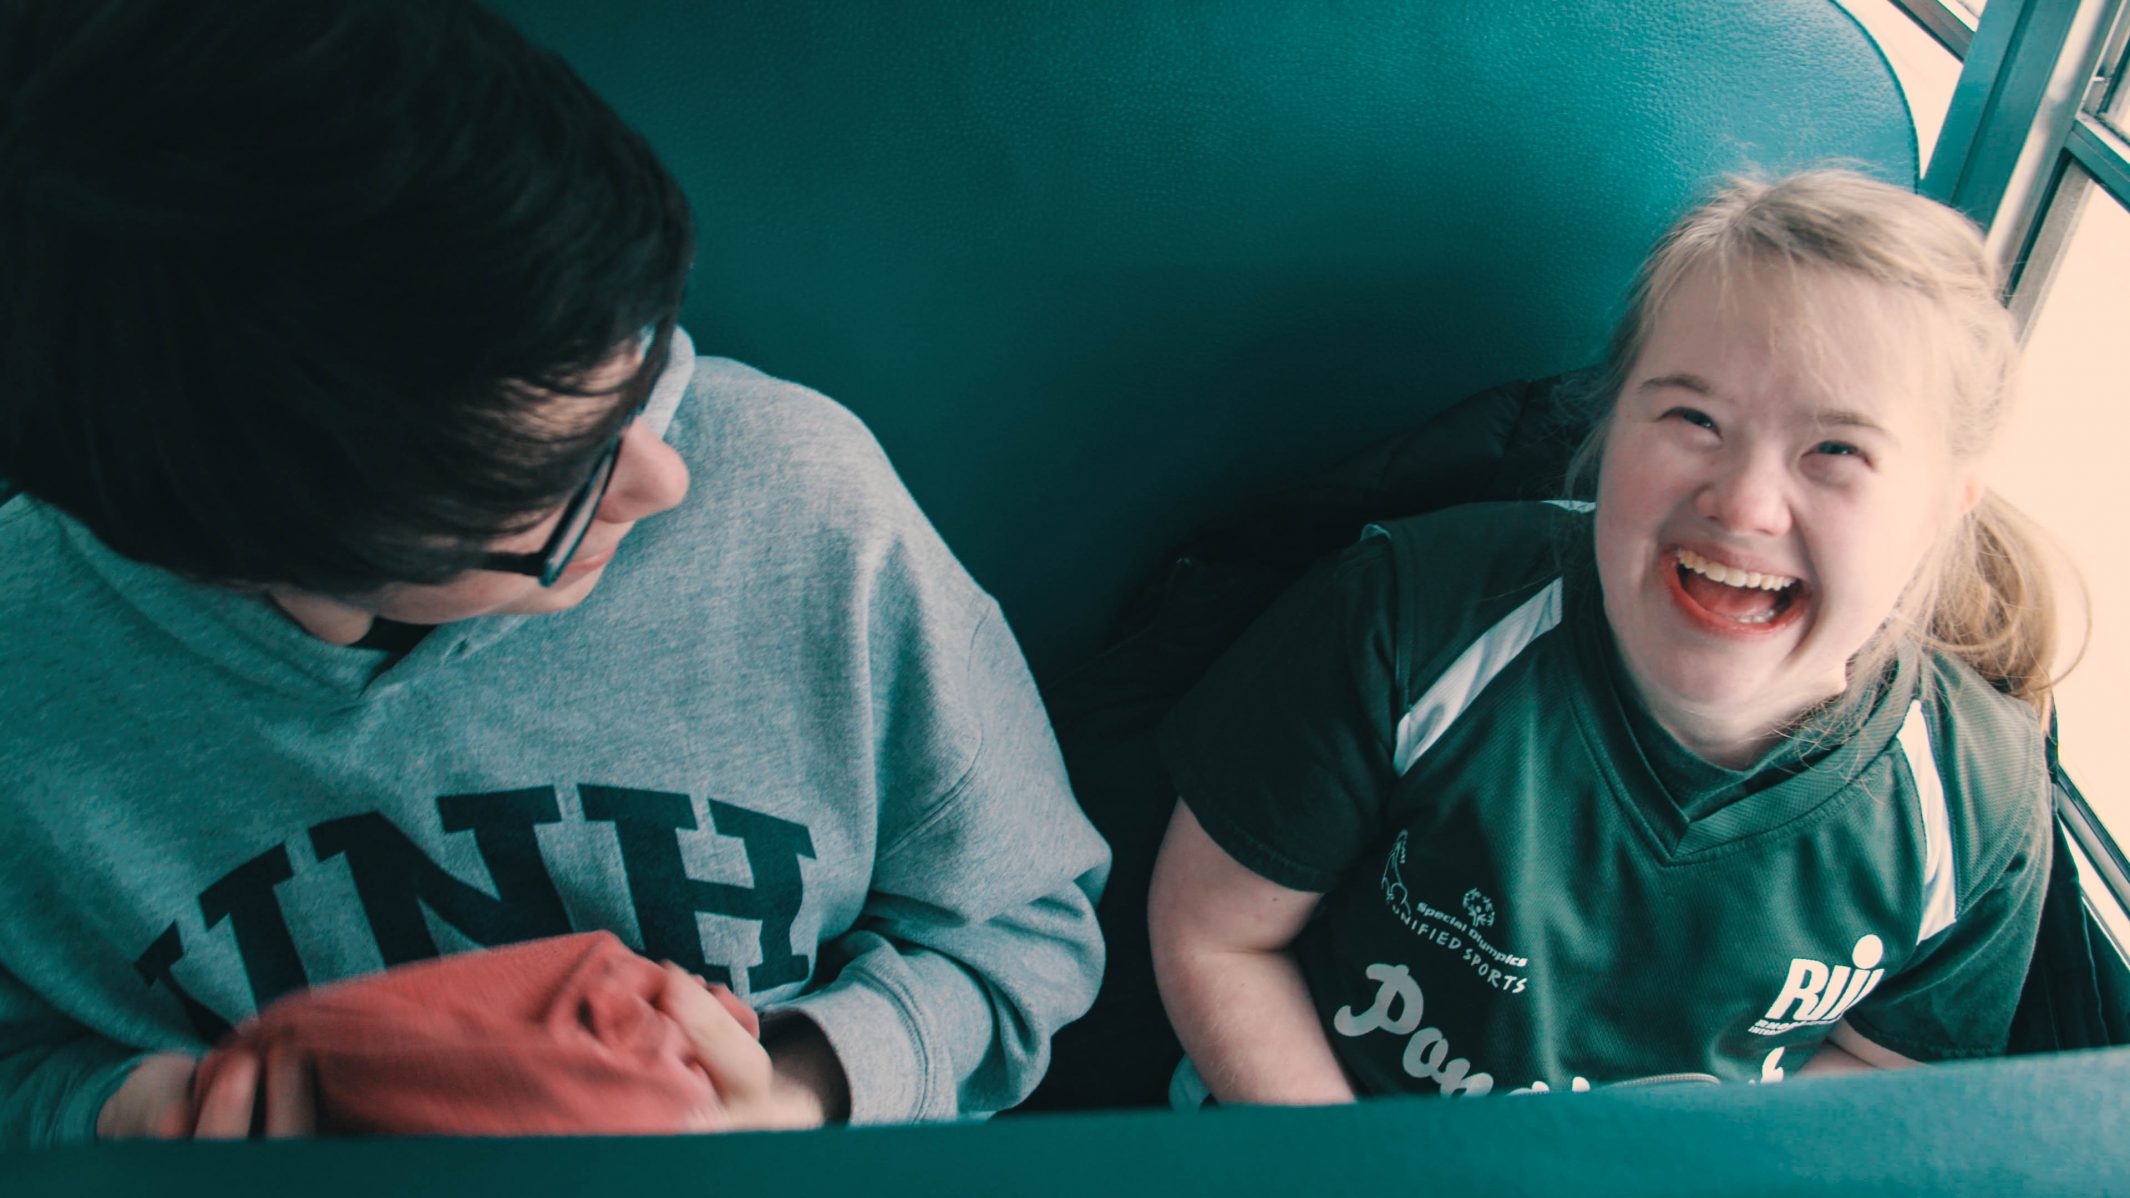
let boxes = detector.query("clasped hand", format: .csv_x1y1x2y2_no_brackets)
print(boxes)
97,961,806,1139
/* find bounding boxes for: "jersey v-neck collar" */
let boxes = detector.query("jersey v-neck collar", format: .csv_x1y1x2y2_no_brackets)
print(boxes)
1560,591,1920,861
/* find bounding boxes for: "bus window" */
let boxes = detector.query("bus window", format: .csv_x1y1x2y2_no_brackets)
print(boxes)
1837,0,1969,171
2000,174,2130,948
1873,0,2130,945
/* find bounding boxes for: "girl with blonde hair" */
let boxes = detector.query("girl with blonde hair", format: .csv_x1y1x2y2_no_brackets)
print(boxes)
1150,170,2070,1102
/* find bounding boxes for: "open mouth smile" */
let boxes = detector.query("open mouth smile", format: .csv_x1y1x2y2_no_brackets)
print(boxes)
1664,547,1809,634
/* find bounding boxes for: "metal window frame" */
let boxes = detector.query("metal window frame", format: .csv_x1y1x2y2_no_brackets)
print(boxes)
2095,4,2130,117
2066,96,2130,197
1923,0,2122,306
2014,104,2129,319
1890,0,1982,56
2060,752,2130,963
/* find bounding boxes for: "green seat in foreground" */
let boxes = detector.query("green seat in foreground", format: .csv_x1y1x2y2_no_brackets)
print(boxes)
494,0,1917,678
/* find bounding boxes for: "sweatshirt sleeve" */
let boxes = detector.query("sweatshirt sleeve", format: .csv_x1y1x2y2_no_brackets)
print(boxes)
773,603,1110,1123
0,964,148,1147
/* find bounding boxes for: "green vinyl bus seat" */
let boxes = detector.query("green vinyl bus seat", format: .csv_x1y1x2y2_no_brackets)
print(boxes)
491,0,1918,679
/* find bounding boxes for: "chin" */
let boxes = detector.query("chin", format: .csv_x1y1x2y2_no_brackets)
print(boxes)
508,565,610,614
1655,644,1856,731
1641,654,1773,710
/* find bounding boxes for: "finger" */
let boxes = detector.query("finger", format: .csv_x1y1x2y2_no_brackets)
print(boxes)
660,965,773,1101
191,1052,260,1140
706,983,761,1039
153,1100,194,1140
261,1048,317,1138
123,1052,202,1140
659,964,744,1043
658,959,715,991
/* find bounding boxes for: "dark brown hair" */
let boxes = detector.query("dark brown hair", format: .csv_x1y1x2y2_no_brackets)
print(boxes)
0,0,694,592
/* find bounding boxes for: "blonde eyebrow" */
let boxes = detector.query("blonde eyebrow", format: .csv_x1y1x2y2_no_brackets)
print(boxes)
1638,373,1717,397
1812,408,1892,435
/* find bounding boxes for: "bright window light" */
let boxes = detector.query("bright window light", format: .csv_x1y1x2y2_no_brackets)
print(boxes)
1992,176,2130,840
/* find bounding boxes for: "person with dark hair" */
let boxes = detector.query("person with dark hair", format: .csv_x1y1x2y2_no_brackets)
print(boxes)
0,0,1107,1145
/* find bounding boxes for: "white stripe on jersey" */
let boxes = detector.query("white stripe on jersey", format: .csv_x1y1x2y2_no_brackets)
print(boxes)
1897,700,1958,944
1392,579,1563,775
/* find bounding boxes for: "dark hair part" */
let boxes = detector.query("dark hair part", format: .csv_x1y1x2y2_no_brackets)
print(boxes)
1564,170,2082,727
0,0,694,591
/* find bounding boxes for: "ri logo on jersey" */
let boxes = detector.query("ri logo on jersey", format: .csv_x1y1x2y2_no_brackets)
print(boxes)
1750,934,1887,1037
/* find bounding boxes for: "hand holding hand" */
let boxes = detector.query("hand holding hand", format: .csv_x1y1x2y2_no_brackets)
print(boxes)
657,962,844,1132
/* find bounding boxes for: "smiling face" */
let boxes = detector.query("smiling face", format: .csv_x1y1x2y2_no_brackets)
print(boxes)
1593,260,1977,759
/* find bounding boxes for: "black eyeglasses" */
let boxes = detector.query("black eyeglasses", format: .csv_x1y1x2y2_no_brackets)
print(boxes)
477,330,671,587
475,429,630,586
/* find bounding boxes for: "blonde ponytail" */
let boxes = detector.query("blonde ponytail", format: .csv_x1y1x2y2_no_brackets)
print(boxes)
1915,490,2083,719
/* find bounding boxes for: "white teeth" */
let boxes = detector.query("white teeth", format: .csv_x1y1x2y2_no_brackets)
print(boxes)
1676,548,1795,591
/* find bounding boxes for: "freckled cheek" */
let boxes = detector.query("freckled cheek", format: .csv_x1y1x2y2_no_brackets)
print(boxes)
1594,478,1669,575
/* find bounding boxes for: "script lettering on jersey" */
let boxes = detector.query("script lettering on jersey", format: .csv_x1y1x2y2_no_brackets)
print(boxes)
1334,962,1780,1095
1333,962,1496,1095
132,785,815,1029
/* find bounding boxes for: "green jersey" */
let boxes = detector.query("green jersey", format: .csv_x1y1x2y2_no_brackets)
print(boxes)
1160,502,2051,1096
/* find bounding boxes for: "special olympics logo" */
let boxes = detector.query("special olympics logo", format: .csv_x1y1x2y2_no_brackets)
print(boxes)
1462,888,1496,928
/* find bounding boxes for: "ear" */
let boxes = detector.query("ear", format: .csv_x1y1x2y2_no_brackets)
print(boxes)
267,587,377,645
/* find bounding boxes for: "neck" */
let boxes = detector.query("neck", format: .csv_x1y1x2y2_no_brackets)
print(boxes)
266,588,379,644
1647,705,1784,770
1622,672,1844,771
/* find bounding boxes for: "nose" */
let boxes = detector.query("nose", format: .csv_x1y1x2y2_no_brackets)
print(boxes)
596,419,691,524
1696,448,1790,538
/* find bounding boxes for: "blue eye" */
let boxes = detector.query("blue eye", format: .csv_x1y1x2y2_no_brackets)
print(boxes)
1666,407,1717,432
1815,440,1861,457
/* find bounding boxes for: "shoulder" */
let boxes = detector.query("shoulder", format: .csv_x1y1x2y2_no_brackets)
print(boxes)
1367,500,1582,594
669,356,904,498
0,497,117,628
0,499,145,759
1903,652,2053,904
1206,500,1574,688
628,355,986,616
1364,500,1583,686
658,356,941,542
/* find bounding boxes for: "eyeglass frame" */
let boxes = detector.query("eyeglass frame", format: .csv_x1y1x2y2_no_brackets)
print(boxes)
475,327,673,587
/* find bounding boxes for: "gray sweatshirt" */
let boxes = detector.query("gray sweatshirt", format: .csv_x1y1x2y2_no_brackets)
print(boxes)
0,338,1110,1146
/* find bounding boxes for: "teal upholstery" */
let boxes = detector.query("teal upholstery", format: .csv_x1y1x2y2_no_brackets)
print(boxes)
20,1045,2130,1195
489,0,1915,676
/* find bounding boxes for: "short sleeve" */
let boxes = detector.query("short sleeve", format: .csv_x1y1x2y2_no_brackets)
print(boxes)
1845,793,2053,1061
1156,536,1401,893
